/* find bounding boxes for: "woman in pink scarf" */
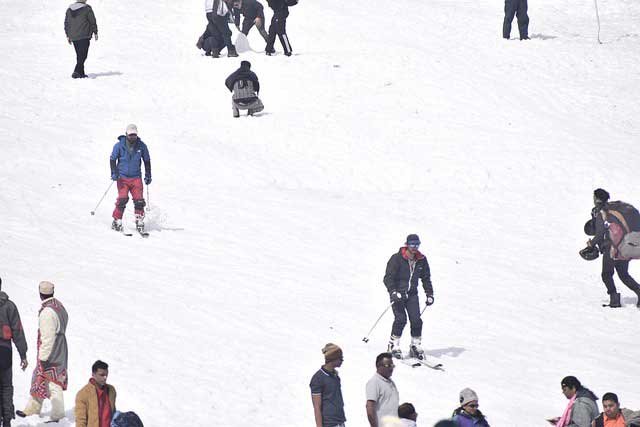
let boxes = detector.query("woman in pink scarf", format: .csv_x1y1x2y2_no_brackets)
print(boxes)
548,376,599,427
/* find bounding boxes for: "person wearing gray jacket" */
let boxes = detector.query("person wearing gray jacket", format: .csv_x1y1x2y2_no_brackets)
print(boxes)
0,277,28,427
549,376,599,427
64,0,98,78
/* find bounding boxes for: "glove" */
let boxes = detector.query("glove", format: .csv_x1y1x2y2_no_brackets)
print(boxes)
67,37,72,45
389,291,404,304
94,33,98,41
111,172,119,181
144,176,152,185
425,294,435,306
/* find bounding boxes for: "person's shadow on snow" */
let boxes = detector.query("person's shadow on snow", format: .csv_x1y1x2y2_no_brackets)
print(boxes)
87,71,123,79
529,33,557,40
426,347,466,358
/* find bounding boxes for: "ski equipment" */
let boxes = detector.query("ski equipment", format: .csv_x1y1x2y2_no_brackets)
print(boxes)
90,181,114,215
362,303,393,343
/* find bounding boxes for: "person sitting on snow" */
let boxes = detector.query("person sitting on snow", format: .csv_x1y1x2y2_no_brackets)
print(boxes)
224,61,264,117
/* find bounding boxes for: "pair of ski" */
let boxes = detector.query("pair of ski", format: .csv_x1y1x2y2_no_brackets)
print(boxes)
121,228,149,238
401,356,444,371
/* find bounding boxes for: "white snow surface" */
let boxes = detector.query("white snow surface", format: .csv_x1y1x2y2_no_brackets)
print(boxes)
1,0,639,425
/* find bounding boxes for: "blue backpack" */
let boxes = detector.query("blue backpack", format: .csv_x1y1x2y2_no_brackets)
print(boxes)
111,411,144,427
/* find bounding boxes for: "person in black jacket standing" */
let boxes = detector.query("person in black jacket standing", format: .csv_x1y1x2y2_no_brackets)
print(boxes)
265,0,292,56
232,0,269,42
225,61,264,117
0,277,29,427
64,0,98,78
586,188,640,308
383,234,434,360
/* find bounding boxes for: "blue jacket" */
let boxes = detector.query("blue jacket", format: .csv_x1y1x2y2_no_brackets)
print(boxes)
452,408,490,427
110,136,151,179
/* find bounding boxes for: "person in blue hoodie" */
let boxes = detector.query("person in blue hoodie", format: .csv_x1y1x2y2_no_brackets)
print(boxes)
109,124,151,233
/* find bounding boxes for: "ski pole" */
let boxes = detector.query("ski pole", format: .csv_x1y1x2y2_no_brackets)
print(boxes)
594,0,602,44
362,303,393,343
90,181,114,215
145,185,150,211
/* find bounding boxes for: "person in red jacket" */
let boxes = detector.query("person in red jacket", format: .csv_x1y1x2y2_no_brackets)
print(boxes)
75,360,116,427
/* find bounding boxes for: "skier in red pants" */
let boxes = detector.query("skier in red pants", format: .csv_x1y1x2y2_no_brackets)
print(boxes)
109,124,152,233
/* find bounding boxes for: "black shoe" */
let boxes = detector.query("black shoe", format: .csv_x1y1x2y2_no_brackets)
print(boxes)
205,51,212,56
211,48,220,58
609,292,622,308
71,72,81,79
284,51,292,57
15,411,26,418
265,48,276,56
520,36,530,40
227,46,239,57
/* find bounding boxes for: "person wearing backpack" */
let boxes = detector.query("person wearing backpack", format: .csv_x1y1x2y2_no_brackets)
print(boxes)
265,0,293,56
225,61,264,117
587,189,640,308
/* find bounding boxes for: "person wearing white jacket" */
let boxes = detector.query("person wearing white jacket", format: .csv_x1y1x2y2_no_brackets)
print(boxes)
16,281,69,423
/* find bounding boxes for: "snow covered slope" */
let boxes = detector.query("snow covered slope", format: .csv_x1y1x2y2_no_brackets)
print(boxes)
1,0,639,425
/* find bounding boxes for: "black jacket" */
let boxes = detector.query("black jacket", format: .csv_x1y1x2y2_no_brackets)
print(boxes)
267,0,288,11
225,64,260,93
0,292,28,369
383,247,433,296
233,0,264,20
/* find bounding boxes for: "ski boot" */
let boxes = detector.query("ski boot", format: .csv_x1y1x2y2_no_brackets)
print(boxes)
135,215,145,233
409,336,425,360
233,106,240,118
111,219,123,232
211,48,220,58
387,335,402,359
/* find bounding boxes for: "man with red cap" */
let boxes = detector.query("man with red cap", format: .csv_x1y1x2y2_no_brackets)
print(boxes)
383,234,434,360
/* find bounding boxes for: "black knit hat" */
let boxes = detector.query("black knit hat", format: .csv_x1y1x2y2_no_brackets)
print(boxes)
594,188,610,203
241,60,251,69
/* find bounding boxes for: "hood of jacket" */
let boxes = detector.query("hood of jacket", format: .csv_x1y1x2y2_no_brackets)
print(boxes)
576,387,598,402
400,246,425,260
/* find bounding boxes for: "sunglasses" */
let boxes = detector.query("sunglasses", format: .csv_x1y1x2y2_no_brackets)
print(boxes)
465,404,479,409
407,243,420,249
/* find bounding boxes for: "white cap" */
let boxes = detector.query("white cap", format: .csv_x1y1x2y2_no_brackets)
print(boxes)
126,124,138,135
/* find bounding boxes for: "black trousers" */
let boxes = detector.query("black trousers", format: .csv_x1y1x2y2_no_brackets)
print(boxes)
503,0,529,39
73,39,90,76
0,365,14,424
266,10,291,55
601,253,640,295
391,294,422,338
207,12,234,50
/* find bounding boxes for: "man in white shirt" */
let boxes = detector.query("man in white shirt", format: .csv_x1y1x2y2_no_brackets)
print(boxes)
365,353,399,427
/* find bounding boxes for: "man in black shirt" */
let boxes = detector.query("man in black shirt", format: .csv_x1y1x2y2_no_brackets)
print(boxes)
232,0,269,42
309,344,346,427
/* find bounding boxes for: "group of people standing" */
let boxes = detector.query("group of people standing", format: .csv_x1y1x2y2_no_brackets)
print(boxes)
309,345,490,427
198,0,294,58
0,278,137,426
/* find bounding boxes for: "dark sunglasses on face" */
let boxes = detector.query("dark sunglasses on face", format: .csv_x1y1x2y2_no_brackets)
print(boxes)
466,404,479,409
407,243,420,249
